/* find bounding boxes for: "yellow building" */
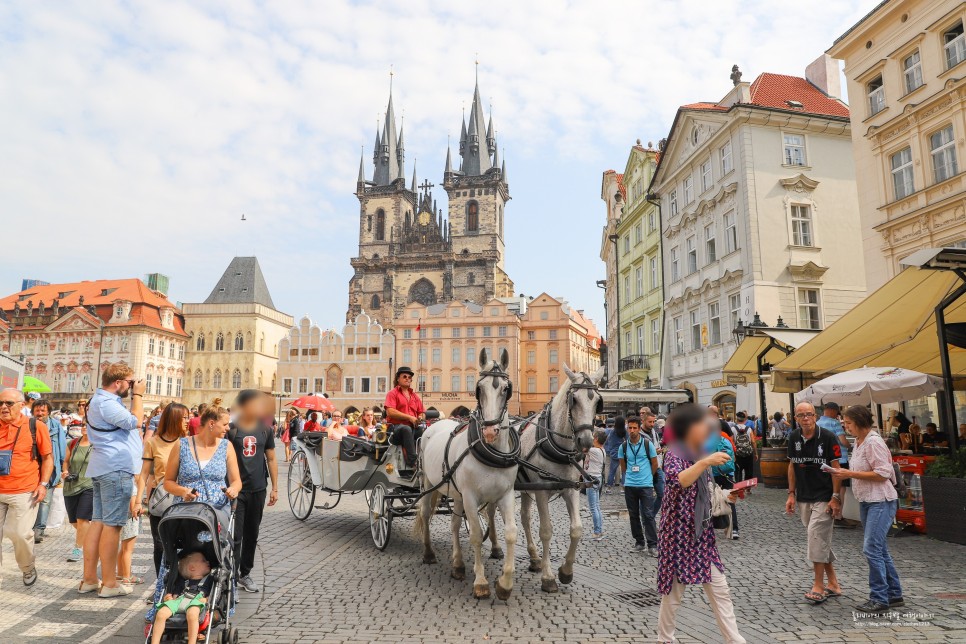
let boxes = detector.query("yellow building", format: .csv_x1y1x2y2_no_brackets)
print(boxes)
276,312,394,415
829,0,966,289
182,257,293,407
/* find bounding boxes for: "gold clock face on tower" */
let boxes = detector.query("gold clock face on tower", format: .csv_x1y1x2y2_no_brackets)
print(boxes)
418,210,432,226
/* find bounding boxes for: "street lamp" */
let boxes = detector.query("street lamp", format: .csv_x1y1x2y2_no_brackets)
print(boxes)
608,233,621,388
595,280,608,383
272,390,290,424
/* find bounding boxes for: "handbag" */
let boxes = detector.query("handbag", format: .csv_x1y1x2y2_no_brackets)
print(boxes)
0,423,25,477
148,484,175,517
709,479,733,530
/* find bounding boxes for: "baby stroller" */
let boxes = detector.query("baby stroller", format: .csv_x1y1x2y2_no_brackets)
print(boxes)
145,501,239,644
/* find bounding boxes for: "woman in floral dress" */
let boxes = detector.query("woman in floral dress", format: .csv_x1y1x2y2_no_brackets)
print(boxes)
656,404,746,644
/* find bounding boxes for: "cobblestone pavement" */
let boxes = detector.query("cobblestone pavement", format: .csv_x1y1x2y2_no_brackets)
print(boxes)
3,454,966,643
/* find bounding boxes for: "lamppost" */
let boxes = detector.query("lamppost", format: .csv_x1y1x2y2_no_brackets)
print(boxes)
272,390,290,424
732,313,795,439
595,279,608,384
608,233,621,388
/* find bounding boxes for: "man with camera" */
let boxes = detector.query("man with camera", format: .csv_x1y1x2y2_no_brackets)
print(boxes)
79,363,145,598
0,388,54,587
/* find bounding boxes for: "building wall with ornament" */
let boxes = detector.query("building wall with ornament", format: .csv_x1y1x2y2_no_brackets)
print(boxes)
829,0,966,290
0,279,187,409
276,312,394,415
651,60,867,409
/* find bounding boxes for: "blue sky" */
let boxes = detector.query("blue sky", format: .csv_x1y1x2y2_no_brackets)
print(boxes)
0,0,874,334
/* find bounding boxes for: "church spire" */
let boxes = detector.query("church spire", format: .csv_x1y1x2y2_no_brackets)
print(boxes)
358,147,366,184
459,69,493,177
396,119,406,180
411,161,417,192
372,78,400,186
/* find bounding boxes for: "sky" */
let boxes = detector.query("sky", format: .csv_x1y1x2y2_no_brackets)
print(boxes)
0,0,876,335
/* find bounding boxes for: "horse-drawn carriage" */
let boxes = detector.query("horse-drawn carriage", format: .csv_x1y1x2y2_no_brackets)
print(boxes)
285,349,606,599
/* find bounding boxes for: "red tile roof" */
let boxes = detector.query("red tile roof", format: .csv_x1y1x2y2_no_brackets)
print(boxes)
615,173,626,199
681,102,728,112
748,73,850,118
0,279,187,336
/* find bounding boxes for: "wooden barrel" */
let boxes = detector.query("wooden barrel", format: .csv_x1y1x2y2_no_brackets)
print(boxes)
759,447,790,489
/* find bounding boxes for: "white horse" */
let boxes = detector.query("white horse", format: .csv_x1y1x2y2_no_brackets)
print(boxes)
415,348,519,600
517,364,604,593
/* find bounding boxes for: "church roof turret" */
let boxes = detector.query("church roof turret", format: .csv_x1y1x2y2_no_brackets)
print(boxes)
372,88,401,186
444,145,453,176
358,149,366,184
459,74,493,177
411,162,417,192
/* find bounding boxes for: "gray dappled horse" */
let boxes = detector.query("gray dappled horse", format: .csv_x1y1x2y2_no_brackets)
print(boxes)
415,348,519,599
517,365,604,592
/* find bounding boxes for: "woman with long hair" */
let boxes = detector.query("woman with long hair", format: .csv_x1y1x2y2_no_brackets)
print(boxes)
356,407,378,440
281,409,295,460
657,404,745,643
831,405,903,613
135,403,190,575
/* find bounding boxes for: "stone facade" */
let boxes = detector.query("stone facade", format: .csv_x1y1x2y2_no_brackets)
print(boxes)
277,312,394,414
599,170,623,387
829,0,966,290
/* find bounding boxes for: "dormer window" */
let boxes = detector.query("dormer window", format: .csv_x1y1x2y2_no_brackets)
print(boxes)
867,76,885,116
111,300,132,322
785,100,803,109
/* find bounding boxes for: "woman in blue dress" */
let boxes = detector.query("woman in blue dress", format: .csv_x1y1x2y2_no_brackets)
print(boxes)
146,406,242,621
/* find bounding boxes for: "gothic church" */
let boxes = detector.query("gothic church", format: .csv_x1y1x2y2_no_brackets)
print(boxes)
347,77,513,324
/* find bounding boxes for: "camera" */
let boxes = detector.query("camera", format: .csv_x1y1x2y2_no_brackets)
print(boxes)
64,473,79,483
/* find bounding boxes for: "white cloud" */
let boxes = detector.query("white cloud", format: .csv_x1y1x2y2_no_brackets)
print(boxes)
0,0,874,334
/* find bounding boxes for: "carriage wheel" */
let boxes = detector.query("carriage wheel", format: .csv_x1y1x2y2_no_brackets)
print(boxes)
369,483,392,551
316,488,341,510
287,451,316,521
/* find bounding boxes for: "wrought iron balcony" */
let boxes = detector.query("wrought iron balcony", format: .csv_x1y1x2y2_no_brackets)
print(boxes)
618,354,650,373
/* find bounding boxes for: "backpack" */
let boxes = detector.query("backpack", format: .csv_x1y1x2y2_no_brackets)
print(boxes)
27,417,40,462
735,429,754,458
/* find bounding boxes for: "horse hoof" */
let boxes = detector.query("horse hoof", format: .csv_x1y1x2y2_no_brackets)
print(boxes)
423,553,438,565
452,566,466,581
495,582,512,601
541,578,558,593
528,560,542,573
558,569,573,585
474,583,491,599
489,548,504,560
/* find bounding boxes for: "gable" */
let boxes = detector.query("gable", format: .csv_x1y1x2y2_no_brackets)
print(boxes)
46,308,101,333
653,109,729,187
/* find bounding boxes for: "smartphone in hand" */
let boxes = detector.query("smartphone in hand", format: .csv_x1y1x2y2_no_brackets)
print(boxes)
820,462,834,473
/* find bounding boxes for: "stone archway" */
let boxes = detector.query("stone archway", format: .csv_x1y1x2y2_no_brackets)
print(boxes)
408,278,437,306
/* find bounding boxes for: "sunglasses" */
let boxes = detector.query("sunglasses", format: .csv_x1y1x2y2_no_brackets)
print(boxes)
0,400,20,407
399,374,412,379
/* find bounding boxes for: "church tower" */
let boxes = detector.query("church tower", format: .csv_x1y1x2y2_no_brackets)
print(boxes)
442,75,513,305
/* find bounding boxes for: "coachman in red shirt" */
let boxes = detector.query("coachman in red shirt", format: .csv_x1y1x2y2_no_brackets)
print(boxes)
384,366,425,469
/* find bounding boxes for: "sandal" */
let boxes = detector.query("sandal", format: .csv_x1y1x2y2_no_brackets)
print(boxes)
824,587,842,598
805,591,828,604
119,575,143,585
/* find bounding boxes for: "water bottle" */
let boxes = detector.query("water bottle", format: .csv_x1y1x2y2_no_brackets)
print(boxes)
909,473,922,510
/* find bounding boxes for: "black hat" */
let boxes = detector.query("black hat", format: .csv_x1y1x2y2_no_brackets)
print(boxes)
395,366,415,379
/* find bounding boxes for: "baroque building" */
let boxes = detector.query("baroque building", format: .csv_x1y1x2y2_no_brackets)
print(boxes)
181,257,293,407
829,0,966,290
650,60,867,410
599,169,624,387
347,76,513,325
0,279,187,409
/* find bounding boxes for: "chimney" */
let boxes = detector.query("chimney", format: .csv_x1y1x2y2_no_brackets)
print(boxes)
806,54,842,100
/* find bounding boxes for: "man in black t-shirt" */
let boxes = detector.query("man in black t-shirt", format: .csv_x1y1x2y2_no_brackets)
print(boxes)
228,390,279,593
785,401,843,605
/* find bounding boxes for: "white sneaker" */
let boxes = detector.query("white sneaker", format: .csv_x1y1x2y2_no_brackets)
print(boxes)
98,584,133,598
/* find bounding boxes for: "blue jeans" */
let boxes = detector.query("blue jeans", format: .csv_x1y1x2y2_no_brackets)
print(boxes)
860,500,903,605
653,468,665,514
33,492,51,531
587,485,603,534
91,471,134,527
625,486,657,547
606,456,623,486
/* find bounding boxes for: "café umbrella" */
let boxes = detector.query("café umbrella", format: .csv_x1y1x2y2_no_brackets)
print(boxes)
22,376,52,394
290,395,336,413
795,366,944,406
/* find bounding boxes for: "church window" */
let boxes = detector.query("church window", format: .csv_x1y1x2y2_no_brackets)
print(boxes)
193,370,202,388
232,369,242,389
367,215,372,232
196,334,205,351
375,209,386,241
215,333,225,351
371,294,380,310
408,279,437,306
234,333,244,351
466,201,479,233
213,370,222,388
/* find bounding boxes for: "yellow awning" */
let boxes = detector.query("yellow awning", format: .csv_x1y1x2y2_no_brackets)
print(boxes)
771,267,966,393
722,329,817,382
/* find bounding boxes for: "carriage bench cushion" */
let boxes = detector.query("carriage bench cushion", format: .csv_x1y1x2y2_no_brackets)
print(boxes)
339,435,376,462
299,432,326,450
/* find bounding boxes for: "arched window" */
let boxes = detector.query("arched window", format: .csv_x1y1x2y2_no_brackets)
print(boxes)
215,333,225,351
408,278,437,306
193,370,203,388
212,369,222,388
370,294,380,310
196,334,205,351
231,369,241,389
234,333,243,351
375,209,386,241
466,201,479,232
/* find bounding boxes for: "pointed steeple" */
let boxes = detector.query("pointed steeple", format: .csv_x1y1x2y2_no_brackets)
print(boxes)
486,113,496,155
459,72,492,177
459,113,467,155
372,125,381,163
373,86,400,186
492,144,500,170
501,156,507,183
358,148,366,184
444,145,453,176
396,120,406,180
411,162,417,192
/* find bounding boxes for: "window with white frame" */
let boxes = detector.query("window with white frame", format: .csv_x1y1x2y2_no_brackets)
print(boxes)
635,266,644,297
158,340,166,356
527,350,536,365
498,325,507,337
930,125,958,183
482,326,491,337
798,289,822,329
298,377,308,393
231,370,241,389
790,204,814,247
527,331,535,340
670,247,680,281
377,377,387,393
623,235,630,255
452,327,461,338
466,346,475,363
450,374,460,391
465,374,475,392
314,378,324,392
729,292,741,330
625,330,631,354
783,134,807,166
67,373,76,393
705,223,716,263
724,211,738,254
431,375,440,392
403,348,412,363
282,378,292,392
683,176,694,204
634,223,642,244
651,318,660,354
720,140,733,175
624,274,631,301
671,315,684,355
194,370,203,388
868,76,885,116
432,327,441,338
148,338,155,354
403,329,412,339
669,189,678,216
636,326,644,354
467,327,476,337
700,160,712,192
451,347,460,364
418,347,427,364
549,329,558,340
689,310,701,350
708,302,721,345
145,373,153,394
903,50,923,94
344,377,355,393
686,236,697,274
155,376,163,395
432,347,441,364
944,21,966,69
549,376,558,392
648,211,656,232
527,376,537,393
361,377,371,393
549,348,558,364
649,257,658,290
891,147,914,200
176,378,182,397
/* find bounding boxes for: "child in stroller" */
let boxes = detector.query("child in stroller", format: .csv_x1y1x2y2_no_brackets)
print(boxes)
151,551,213,644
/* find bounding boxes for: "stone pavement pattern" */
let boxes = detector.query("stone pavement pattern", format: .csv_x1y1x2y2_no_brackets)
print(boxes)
3,455,966,643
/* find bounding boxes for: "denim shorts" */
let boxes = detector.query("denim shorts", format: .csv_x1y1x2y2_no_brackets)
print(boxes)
92,471,134,527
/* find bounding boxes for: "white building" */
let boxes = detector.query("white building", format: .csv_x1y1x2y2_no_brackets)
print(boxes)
650,59,868,412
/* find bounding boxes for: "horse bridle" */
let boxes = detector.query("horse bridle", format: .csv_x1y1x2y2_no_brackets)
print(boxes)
475,367,513,427
534,374,602,462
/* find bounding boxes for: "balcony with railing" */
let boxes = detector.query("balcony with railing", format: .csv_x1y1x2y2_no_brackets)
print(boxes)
617,354,651,384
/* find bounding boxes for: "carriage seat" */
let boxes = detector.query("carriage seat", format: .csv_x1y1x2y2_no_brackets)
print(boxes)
340,435,379,461
299,431,327,450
